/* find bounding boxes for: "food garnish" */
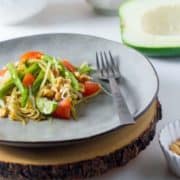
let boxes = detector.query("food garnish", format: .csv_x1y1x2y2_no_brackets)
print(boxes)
0,51,101,123
170,139,180,155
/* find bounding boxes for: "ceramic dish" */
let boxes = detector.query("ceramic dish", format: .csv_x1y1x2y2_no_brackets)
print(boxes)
0,33,158,147
86,0,124,15
159,120,180,177
0,0,47,24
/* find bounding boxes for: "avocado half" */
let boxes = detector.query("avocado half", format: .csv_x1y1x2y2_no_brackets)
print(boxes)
119,0,180,57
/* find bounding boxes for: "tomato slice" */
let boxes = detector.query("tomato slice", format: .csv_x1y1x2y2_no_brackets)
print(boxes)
20,51,43,62
62,60,76,72
53,98,71,119
23,73,35,87
83,81,101,97
0,68,7,76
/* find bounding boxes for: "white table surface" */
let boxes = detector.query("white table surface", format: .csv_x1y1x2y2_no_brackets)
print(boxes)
0,0,179,179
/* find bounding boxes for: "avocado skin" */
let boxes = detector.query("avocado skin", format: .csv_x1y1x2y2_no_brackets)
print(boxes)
123,42,180,57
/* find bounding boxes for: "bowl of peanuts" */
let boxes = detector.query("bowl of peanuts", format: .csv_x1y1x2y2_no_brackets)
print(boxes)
159,120,180,177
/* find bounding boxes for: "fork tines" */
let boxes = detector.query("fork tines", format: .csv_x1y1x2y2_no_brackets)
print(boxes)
96,51,120,78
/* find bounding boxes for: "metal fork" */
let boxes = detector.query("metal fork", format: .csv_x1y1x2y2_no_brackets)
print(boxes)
96,51,135,125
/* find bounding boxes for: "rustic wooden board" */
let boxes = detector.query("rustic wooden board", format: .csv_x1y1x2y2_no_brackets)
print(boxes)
0,100,161,180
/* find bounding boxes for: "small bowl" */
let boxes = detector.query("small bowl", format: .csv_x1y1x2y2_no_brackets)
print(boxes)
0,0,47,25
86,0,124,15
159,120,180,177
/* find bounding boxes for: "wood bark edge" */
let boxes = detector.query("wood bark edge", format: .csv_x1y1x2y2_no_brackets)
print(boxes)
0,101,162,180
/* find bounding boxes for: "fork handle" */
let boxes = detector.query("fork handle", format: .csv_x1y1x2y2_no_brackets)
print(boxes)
109,77,135,125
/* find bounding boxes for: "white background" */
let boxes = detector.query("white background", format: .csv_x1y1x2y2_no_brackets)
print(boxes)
0,0,180,179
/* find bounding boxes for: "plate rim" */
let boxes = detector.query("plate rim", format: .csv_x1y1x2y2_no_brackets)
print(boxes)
0,33,159,147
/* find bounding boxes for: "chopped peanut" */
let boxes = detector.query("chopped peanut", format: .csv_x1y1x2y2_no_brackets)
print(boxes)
64,84,71,89
79,74,91,83
56,77,63,85
46,84,52,89
64,79,71,84
54,84,61,91
52,68,59,77
55,92,61,101
51,86,58,93
74,71,80,78
170,139,180,155
0,107,8,117
42,89,55,99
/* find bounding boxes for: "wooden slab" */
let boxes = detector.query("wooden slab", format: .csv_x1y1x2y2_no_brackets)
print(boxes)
0,100,161,180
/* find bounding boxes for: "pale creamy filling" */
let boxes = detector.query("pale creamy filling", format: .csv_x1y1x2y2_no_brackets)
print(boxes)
142,5,180,35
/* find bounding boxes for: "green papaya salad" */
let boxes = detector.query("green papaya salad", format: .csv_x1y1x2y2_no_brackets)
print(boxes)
0,51,101,123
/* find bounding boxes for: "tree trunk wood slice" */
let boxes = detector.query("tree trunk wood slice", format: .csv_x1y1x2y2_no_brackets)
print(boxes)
0,100,161,180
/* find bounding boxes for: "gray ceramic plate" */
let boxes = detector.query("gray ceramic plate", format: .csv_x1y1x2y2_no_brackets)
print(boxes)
0,33,158,147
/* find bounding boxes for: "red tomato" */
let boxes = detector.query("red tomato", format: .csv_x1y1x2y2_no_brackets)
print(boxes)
0,68,7,76
83,81,101,97
53,98,71,119
23,73,35,87
20,51,43,62
62,60,76,72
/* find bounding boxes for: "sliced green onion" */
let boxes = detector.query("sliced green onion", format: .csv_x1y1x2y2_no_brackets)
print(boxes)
65,71,80,91
78,63,93,74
